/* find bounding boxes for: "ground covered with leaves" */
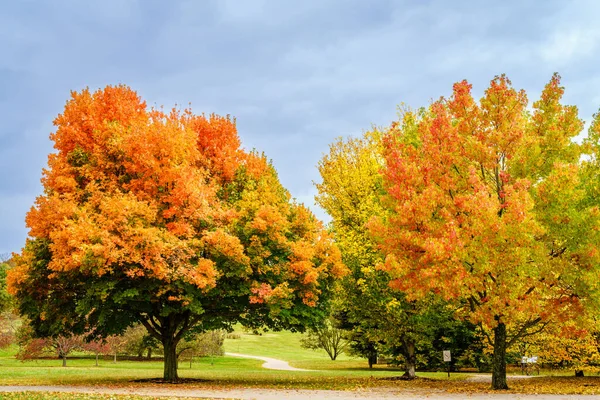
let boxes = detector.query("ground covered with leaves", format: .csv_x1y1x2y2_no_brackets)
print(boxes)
0,394,223,400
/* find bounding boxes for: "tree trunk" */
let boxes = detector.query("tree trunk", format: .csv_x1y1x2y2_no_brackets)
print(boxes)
163,338,179,382
95,353,99,367
402,340,416,379
140,313,192,382
62,355,67,367
368,353,377,369
492,322,509,390
147,347,152,359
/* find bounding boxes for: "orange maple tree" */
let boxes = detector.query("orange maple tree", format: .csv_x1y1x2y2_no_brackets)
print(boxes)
374,74,600,389
8,86,345,381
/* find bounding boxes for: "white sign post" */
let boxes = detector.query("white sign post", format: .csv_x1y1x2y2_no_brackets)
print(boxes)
443,350,451,377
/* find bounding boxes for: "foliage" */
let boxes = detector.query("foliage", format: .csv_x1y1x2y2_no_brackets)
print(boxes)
16,322,83,366
374,74,600,389
178,329,225,365
0,312,19,349
516,321,600,373
316,129,455,377
7,85,345,381
407,317,486,372
81,339,112,366
121,325,161,359
0,262,13,314
300,317,348,360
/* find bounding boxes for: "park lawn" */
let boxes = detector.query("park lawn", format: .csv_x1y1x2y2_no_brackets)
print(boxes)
0,336,467,390
224,327,366,370
224,328,351,361
0,352,460,389
1,331,600,394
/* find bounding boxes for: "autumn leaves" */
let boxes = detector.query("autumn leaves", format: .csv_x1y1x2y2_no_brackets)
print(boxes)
318,74,600,389
8,85,344,381
7,74,600,386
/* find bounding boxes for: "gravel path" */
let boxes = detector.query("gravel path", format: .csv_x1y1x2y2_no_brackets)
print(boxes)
0,385,597,400
225,352,310,371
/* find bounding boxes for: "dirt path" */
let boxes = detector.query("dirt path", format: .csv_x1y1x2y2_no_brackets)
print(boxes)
0,385,597,399
225,352,310,371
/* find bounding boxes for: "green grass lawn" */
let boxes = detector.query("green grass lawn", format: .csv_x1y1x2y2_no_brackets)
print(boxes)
0,329,465,390
0,351,459,389
223,328,361,369
1,330,599,395
223,328,470,374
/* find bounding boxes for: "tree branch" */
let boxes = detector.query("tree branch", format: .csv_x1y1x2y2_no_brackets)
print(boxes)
140,317,162,341
175,314,202,342
479,324,493,347
506,317,543,348
177,345,194,358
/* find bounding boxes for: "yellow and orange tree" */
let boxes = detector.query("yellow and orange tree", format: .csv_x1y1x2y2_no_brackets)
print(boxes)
8,86,345,382
373,74,600,389
316,130,459,378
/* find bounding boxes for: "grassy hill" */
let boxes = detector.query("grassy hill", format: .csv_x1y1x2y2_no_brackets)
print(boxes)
223,328,361,369
222,327,452,372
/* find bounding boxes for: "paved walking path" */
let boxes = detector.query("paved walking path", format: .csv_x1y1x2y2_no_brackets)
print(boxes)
0,385,597,399
225,352,310,371
466,374,537,383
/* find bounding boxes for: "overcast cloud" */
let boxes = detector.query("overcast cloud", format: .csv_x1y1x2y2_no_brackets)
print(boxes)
2,0,600,254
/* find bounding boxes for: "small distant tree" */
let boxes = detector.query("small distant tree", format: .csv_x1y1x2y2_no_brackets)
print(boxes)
53,336,83,367
122,325,160,359
0,311,19,349
178,330,225,367
300,318,348,360
82,340,111,366
16,323,83,366
106,334,127,363
344,332,379,368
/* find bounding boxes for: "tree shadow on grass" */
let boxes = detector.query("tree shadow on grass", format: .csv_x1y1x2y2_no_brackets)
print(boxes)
131,378,214,384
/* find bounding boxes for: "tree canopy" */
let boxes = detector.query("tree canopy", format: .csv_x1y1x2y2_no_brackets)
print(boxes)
316,130,456,378
8,85,345,381
374,74,600,389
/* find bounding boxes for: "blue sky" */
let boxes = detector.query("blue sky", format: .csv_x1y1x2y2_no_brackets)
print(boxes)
2,0,600,254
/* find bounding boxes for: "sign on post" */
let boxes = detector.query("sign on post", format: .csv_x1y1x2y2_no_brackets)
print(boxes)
443,350,451,378
443,350,451,362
